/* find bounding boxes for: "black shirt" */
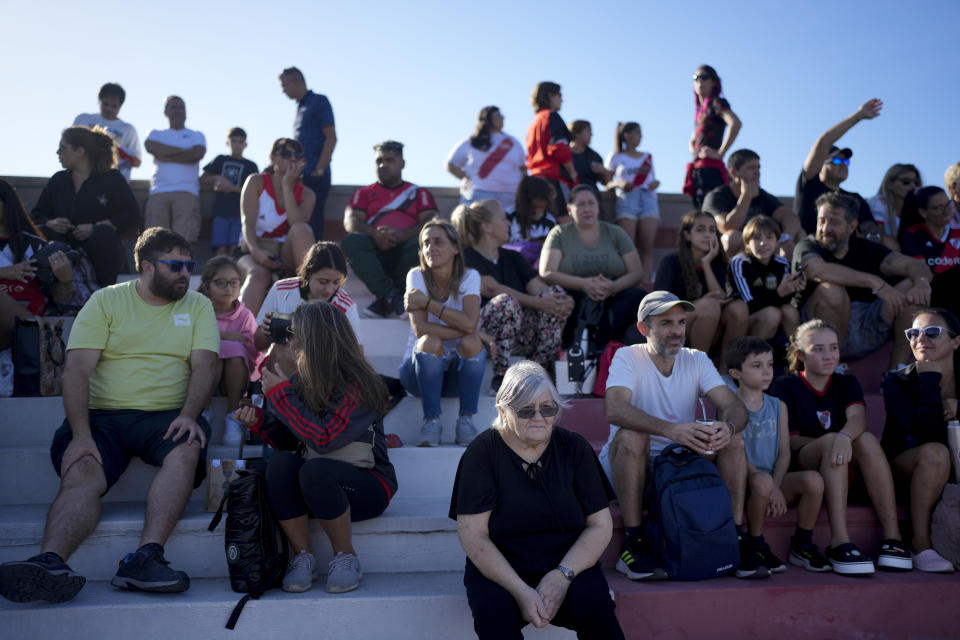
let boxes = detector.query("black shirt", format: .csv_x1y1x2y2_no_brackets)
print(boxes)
769,372,864,440
202,155,259,219
881,364,950,459
727,253,791,313
702,184,782,229
572,147,605,192
31,169,140,232
654,252,727,300
464,246,538,306
794,171,873,235
449,427,611,575
792,235,892,307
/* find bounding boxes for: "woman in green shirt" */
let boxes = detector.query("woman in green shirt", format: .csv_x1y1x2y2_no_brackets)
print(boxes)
540,185,647,353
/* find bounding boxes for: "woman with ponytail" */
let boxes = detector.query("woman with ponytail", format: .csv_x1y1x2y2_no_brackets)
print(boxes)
898,187,960,321
31,125,140,286
683,65,741,208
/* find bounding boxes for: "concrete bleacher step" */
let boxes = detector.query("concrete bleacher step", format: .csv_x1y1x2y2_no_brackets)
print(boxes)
0,573,577,640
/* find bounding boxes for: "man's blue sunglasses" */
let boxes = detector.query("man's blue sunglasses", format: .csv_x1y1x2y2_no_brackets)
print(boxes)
830,157,850,166
149,258,197,273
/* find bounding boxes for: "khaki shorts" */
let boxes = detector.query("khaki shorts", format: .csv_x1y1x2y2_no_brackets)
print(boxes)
144,191,202,243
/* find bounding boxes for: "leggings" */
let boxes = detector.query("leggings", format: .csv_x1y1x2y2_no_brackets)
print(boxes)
266,451,389,522
464,561,624,640
480,287,566,377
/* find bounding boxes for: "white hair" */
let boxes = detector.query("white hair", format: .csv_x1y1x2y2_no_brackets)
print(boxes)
493,361,569,431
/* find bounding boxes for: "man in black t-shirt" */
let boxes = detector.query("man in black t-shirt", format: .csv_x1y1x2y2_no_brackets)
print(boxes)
793,193,932,366
794,100,883,236
703,149,804,256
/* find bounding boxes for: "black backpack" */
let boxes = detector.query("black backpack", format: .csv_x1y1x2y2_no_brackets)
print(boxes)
647,444,740,580
208,458,289,630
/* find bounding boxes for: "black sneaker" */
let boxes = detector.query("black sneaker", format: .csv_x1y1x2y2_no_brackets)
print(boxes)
754,539,786,574
110,543,189,593
384,289,406,317
362,299,390,319
825,542,875,576
0,552,85,603
615,537,667,581
788,538,831,572
736,537,771,579
877,538,913,571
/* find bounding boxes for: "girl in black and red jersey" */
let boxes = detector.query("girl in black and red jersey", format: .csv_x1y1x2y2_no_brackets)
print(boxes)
898,187,960,321
525,82,576,215
770,320,909,576
235,301,396,595
0,179,74,349
684,65,741,207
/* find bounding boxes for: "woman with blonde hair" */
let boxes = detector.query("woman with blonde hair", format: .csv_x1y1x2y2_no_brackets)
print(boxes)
867,163,922,249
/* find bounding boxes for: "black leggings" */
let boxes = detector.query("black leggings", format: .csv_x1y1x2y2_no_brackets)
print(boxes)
266,451,390,522
464,561,624,640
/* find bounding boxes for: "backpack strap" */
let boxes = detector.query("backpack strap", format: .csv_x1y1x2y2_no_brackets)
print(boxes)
207,492,229,531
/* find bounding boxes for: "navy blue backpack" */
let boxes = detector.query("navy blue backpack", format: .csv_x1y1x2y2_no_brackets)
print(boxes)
647,444,740,580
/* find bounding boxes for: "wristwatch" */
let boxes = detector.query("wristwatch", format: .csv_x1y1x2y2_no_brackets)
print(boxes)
556,565,576,581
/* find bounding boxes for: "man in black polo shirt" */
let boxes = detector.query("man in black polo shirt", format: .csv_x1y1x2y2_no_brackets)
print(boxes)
703,148,804,256
793,193,932,368
795,99,882,236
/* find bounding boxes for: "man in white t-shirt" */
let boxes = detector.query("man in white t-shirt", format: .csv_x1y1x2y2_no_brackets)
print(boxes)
73,83,141,181
144,96,206,245
600,291,759,580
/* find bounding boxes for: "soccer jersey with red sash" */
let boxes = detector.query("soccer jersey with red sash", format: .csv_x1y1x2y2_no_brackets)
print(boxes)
349,181,437,230
899,222,960,274
256,173,305,240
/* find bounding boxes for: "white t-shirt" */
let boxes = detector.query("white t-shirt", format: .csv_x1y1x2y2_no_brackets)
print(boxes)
73,113,141,181
446,132,526,197
145,127,206,195
599,345,725,466
605,151,657,193
256,277,363,345
403,267,481,360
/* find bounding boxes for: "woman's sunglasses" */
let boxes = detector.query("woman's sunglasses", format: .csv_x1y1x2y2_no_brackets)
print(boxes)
514,404,560,419
276,149,304,159
905,326,954,341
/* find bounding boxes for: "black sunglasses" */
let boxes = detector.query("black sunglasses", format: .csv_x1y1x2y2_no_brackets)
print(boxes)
905,326,954,341
514,404,560,419
149,258,197,273
276,149,304,159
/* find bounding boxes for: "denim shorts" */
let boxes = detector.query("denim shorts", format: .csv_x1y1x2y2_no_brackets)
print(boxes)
800,296,891,360
50,409,211,493
211,215,242,248
615,188,660,221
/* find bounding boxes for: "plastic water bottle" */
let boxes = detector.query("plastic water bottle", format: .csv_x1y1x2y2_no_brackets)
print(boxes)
948,420,960,484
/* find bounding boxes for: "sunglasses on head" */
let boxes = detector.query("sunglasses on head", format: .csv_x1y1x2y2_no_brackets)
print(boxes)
514,404,560,419
905,326,953,341
829,157,850,166
276,149,304,159
149,258,197,273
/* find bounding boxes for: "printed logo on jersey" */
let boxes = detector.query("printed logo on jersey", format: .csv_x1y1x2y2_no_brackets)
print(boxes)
817,410,831,430
950,238,960,250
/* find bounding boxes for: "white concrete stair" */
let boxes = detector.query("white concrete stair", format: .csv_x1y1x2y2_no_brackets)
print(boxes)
0,573,575,640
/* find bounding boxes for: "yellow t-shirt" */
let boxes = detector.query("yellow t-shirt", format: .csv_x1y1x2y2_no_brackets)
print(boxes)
67,280,220,411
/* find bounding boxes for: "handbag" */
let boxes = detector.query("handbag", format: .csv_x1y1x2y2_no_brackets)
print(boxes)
12,317,67,396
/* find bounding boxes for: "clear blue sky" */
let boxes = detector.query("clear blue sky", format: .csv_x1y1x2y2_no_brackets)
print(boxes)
2,0,957,200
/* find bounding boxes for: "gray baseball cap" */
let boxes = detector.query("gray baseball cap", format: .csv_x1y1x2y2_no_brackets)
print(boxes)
637,290,695,322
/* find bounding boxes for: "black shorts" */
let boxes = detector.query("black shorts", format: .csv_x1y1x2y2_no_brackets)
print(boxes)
49,409,211,493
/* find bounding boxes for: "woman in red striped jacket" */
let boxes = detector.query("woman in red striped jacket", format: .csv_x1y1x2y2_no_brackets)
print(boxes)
234,301,397,595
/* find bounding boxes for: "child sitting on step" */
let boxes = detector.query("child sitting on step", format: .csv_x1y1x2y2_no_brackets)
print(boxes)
724,336,828,573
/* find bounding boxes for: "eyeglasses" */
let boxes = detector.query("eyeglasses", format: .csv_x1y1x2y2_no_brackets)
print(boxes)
149,259,197,273
276,149,304,159
692,74,715,81
829,157,850,166
897,178,918,186
212,278,242,289
927,202,950,214
905,326,954,341
514,404,560,419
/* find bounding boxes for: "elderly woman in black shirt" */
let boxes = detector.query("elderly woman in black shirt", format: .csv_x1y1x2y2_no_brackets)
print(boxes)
32,126,140,286
450,361,623,639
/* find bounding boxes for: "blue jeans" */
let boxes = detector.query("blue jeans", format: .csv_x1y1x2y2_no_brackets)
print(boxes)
398,349,486,419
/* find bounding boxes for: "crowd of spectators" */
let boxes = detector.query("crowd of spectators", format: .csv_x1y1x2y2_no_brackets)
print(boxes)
0,65,958,637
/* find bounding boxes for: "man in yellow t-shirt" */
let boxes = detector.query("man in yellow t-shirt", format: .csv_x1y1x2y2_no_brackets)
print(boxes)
0,228,220,604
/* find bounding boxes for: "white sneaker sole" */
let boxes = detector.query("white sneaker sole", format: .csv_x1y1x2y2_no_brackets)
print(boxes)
877,555,913,571
829,560,875,575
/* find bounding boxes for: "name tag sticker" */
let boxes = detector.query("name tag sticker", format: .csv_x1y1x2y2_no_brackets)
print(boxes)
173,314,191,327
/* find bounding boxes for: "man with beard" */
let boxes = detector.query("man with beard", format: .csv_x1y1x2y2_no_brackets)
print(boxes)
0,228,219,604
599,291,754,580
342,140,438,318
793,193,932,368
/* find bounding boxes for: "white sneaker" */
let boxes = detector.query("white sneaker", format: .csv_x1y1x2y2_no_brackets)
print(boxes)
417,418,442,447
326,552,362,593
222,415,244,446
282,550,320,592
913,548,955,573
